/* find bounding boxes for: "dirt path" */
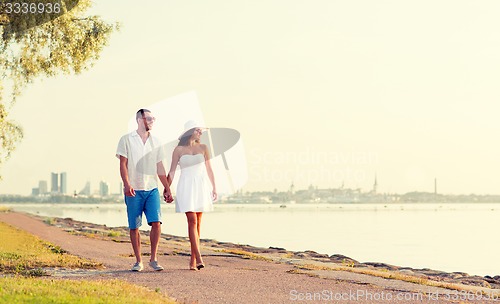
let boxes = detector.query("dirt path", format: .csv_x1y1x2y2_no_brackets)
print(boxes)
1,212,498,303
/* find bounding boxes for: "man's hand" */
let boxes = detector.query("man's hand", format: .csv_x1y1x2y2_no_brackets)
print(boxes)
163,187,174,203
124,184,135,197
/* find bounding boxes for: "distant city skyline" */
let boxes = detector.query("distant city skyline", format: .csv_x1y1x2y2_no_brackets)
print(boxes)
30,171,119,197
25,169,471,197
1,0,500,195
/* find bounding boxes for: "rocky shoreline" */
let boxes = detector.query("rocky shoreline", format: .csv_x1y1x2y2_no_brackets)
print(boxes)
43,215,500,291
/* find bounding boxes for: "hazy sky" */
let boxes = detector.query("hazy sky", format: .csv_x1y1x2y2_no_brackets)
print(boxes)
1,0,500,195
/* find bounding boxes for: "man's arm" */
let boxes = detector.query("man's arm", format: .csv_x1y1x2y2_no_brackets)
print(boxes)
120,156,135,197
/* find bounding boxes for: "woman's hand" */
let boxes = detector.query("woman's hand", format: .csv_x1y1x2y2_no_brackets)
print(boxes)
163,187,174,203
211,190,218,202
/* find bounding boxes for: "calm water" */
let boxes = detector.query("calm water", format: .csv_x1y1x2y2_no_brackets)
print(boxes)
3,202,499,277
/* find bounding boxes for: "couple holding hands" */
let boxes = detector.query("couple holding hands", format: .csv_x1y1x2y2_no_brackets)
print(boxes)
116,109,217,272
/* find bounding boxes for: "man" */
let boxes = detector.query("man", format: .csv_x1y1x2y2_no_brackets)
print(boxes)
116,109,173,272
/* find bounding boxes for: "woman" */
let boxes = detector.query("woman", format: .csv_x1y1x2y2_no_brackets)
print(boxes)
167,120,217,270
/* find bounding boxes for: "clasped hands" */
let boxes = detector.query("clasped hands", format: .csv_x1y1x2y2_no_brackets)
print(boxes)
163,188,174,203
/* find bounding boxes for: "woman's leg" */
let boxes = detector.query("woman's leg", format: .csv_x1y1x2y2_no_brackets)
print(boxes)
186,212,203,269
196,213,204,266
195,212,205,268
196,212,203,239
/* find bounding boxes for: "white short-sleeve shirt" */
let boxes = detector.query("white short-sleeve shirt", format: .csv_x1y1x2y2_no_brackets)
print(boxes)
116,131,165,191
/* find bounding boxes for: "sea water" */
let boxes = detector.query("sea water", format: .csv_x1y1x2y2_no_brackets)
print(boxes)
4,202,499,277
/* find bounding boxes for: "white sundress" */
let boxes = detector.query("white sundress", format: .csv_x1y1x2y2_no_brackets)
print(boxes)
175,154,214,213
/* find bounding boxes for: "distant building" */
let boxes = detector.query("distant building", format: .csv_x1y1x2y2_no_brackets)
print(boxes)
79,181,91,196
51,172,59,193
31,188,40,196
372,174,378,194
38,180,48,194
99,181,109,197
60,172,67,194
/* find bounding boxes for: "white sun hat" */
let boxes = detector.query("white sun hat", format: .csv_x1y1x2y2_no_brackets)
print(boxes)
178,120,207,140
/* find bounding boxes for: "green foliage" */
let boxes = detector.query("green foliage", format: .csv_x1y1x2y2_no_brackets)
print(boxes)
341,258,355,268
0,0,118,176
107,230,122,237
43,217,56,225
1,0,80,32
0,103,22,173
45,243,67,254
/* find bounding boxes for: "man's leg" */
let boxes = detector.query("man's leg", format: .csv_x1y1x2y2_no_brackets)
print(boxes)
125,192,144,271
150,222,161,262
130,228,142,263
144,188,163,271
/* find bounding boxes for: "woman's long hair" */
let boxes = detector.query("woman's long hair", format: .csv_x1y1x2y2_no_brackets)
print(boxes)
178,128,200,146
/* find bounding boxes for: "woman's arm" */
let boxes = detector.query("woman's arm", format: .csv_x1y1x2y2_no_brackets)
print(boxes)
167,147,181,184
203,145,217,201
162,147,181,202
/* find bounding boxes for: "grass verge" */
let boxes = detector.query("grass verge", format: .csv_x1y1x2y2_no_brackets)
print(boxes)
0,222,101,275
0,277,176,304
0,221,177,303
0,206,11,213
216,248,273,262
294,263,500,296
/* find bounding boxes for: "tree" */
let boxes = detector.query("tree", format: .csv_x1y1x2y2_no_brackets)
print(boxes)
0,0,118,177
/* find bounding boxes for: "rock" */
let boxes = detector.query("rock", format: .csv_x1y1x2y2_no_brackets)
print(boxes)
399,269,414,275
356,263,374,269
353,264,369,268
269,246,286,251
363,262,399,271
329,254,359,264
454,277,492,288
415,269,450,278
484,276,500,285
301,250,329,258
447,273,465,279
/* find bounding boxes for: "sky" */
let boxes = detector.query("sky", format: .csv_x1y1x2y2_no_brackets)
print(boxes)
1,0,500,196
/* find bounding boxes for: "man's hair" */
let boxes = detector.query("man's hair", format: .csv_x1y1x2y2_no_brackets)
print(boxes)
136,109,151,120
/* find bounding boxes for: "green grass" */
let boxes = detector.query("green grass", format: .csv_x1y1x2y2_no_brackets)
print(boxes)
0,277,176,304
43,217,56,225
0,206,11,213
217,248,272,261
0,221,177,303
293,263,500,296
0,222,101,275
107,230,122,237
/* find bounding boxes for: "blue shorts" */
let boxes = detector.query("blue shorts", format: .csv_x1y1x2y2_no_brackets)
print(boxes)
124,188,162,229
